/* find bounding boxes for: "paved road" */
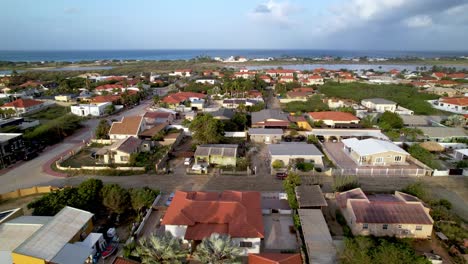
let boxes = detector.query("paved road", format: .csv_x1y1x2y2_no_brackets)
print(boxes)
0,99,153,193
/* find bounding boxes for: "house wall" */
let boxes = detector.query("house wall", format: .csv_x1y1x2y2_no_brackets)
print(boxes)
270,155,324,170
361,101,396,113
110,134,135,140
11,253,46,264
250,134,282,144
210,155,236,166
165,225,188,241
232,237,261,255
70,218,94,242
317,119,359,127
113,150,132,164
71,103,109,117
348,150,408,165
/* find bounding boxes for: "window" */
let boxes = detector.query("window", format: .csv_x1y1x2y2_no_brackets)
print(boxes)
375,157,384,164
239,241,252,248
363,223,368,230
398,225,402,229
395,156,402,162
120,156,129,162
360,156,367,162
382,224,388,230
416,226,422,231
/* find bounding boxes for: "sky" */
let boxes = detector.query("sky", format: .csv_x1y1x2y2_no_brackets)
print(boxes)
1,0,468,50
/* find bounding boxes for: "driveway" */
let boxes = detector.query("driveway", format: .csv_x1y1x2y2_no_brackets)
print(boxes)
263,214,298,251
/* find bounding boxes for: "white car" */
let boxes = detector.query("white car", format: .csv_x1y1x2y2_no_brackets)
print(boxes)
165,192,175,206
184,157,193,166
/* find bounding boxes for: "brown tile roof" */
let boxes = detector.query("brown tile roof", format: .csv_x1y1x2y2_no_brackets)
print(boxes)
2,98,43,108
249,253,302,264
109,116,143,136
112,257,140,264
95,84,123,91
144,111,172,119
161,191,264,240
139,123,167,137
162,92,205,104
308,111,359,122
336,188,367,208
288,115,307,122
115,136,142,154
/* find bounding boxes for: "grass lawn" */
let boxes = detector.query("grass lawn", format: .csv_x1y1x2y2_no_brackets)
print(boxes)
61,148,98,168
26,105,70,121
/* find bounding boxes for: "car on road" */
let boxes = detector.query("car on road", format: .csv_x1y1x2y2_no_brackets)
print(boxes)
276,172,288,180
165,192,175,206
184,157,193,166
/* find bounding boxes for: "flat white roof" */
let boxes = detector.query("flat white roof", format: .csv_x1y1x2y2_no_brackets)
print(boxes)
342,138,408,156
13,207,93,261
298,209,336,264
455,148,468,157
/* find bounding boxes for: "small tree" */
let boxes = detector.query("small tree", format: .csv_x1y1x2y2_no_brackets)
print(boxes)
378,111,403,131
272,160,285,169
95,119,111,139
193,233,242,264
104,104,115,115
77,178,103,213
130,187,159,212
101,184,130,214
132,232,188,264
189,114,225,144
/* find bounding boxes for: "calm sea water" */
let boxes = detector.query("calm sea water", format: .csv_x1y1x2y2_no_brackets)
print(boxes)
0,49,468,62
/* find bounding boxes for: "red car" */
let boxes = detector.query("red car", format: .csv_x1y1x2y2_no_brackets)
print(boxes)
276,172,288,180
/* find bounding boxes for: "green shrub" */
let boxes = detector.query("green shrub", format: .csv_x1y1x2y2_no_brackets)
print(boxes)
272,160,285,169
296,162,315,172
408,144,441,169
332,175,360,192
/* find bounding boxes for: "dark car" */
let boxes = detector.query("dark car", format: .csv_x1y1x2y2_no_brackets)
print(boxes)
276,172,288,180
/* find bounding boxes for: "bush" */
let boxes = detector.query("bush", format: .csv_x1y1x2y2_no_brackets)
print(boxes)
296,162,315,172
332,175,360,192
401,182,427,201
293,213,301,229
272,160,285,169
408,144,441,169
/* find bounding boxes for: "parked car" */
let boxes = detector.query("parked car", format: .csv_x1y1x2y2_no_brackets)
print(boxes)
165,192,175,206
184,157,193,166
276,172,288,180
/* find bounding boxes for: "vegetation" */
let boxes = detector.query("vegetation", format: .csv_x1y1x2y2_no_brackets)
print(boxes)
129,187,159,212
340,236,430,264
319,82,439,115
377,111,403,131
193,233,242,264
272,160,285,169
401,182,428,201
101,184,130,214
25,105,69,120
336,209,352,237
283,94,329,113
296,161,315,172
189,114,225,144
95,119,111,139
224,112,248,131
408,144,441,169
332,175,361,192
283,173,301,210
24,114,82,145
131,232,188,264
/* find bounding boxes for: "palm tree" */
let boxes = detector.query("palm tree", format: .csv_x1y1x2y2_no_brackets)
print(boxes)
131,232,188,264
193,233,242,264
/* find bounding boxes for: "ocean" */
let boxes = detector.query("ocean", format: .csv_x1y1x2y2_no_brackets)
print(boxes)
0,49,468,62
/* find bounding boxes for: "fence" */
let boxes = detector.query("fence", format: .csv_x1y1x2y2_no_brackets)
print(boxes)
329,167,428,177
0,186,59,201
90,139,113,145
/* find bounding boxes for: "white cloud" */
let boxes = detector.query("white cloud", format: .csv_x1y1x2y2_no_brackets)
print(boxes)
249,0,302,28
404,15,433,28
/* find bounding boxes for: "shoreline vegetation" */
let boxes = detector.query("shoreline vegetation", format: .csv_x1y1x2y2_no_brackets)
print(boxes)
1,57,468,73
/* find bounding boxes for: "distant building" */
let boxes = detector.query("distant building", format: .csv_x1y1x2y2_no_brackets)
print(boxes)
0,133,25,169
268,142,324,172
194,144,238,166
71,102,112,117
336,188,433,239
342,138,409,166
0,98,48,116
417,126,468,142
171,69,193,77
308,111,360,128
95,136,143,164
248,128,283,144
431,97,468,114
361,98,397,113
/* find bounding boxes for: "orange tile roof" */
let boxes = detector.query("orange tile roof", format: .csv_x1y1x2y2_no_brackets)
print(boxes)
2,98,43,108
292,87,314,92
95,84,123,90
91,95,121,103
109,116,143,135
440,97,468,106
112,257,140,264
19,80,42,88
447,73,466,79
161,191,264,240
249,253,302,264
308,111,359,122
433,72,446,78
162,92,206,104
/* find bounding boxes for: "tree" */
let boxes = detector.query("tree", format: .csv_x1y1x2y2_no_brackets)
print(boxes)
360,115,377,128
95,119,111,139
401,182,427,201
193,233,242,264
132,232,188,264
378,111,403,131
153,95,160,105
400,127,423,142
272,160,285,169
231,112,248,131
408,144,440,169
101,184,130,214
77,178,103,212
130,187,159,212
104,104,115,115
189,114,224,144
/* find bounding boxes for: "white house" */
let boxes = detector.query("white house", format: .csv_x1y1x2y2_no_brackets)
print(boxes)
361,98,397,113
430,97,468,115
268,142,324,172
195,79,217,85
0,98,48,116
171,69,193,77
342,138,410,166
71,102,112,117
161,191,264,256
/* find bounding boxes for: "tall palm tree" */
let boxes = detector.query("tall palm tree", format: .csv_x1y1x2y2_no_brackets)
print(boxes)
193,233,242,264
131,231,188,264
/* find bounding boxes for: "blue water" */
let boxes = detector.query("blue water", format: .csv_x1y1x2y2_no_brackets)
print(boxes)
0,49,467,62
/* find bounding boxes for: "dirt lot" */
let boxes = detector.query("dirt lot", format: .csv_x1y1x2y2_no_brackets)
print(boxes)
0,194,43,215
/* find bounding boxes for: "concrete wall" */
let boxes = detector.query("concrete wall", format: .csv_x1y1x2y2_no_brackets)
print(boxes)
250,134,282,144
0,186,59,201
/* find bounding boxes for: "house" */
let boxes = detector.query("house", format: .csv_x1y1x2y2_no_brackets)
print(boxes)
161,190,264,255
222,99,262,109
308,111,360,128
71,102,112,117
0,133,25,169
259,75,272,83
109,116,146,140
295,185,327,209
234,72,256,79
285,91,312,100
432,97,468,114
268,143,324,172
395,106,414,116
301,75,324,85
342,138,409,166
417,126,468,142
194,144,238,167
0,98,47,116
279,76,294,83
266,69,296,77
447,73,466,80
91,95,121,104
95,136,143,164
162,92,206,108
144,111,175,125
288,115,312,131
336,188,433,238
191,99,205,110
247,90,263,99
195,78,217,85
454,149,468,160
172,69,193,77
248,128,283,144
138,123,168,140
54,95,74,102
7,206,101,264
251,109,289,129
368,75,395,84
423,87,459,97
248,253,302,264
211,108,235,120
361,98,397,113
94,84,124,94
431,72,446,79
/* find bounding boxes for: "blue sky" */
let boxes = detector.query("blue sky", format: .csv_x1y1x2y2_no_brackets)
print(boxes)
1,0,468,50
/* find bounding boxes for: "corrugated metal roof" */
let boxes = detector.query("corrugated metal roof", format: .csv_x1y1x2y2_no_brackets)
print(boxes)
194,144,238,158
342,138,408,156
268,143,323,156
249,128,283,135
295,185,327,208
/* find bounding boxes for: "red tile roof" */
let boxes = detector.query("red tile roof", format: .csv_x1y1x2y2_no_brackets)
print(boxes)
95,84,124,90
435,80,458,86
288,115,307,122
440,97,468,106
161,191,264,240
2,98,43,108
447,73,466,79
432,72,446,78
308,75,323,80
112,257,140,264
308,111,359,122
19,81,42,88
292,87,314,93
91,95,121,103
162,92,205,104
109,116,143,135
106,76,126,81
249,253,302,264
144,111,172,119
286,91,311,98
